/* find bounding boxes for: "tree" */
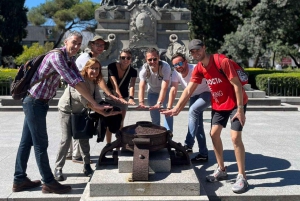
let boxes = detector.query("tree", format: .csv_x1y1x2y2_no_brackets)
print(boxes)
220,0,300,67
185,0,242,53
27,0,99,48
0,0,28,57
14,42,54,65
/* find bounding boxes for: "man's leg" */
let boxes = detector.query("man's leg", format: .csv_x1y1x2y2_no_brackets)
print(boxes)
162,88,173,131
72,139,81,159
231,130,246,177
210,124,225,168
187,92,210,156
148,93,160,126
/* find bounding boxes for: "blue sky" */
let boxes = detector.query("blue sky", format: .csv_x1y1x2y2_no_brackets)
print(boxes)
25,0,101,9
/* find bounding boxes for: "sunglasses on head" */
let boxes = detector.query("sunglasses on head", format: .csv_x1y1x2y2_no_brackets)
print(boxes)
120,56,131,60
173,61,184,68
147,58,158,62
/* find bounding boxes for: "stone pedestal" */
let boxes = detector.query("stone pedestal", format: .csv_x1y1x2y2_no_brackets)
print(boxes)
80,148,208,200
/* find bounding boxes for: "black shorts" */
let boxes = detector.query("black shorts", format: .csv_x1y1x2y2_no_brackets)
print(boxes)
211,105,247,131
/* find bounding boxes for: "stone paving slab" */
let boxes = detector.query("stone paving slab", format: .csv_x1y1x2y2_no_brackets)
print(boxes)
0,110,300,200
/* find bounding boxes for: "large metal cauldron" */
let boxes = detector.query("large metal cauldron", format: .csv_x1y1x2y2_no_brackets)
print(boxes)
98,121,190,181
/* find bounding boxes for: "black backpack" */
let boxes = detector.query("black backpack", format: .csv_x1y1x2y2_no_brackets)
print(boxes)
10,49,64,100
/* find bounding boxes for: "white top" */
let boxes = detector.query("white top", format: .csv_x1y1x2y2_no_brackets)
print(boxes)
171,63,210,97
139,60,171,93
76,52,91,71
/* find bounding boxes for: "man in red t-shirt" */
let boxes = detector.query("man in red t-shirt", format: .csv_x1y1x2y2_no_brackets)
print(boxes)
161,39,248,193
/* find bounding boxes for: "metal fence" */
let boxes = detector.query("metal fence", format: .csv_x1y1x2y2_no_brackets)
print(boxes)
0,78,12,96
267,79,300,96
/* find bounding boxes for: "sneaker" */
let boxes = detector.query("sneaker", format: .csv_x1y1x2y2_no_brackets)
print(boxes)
191,154,208,162
12,177,41,192
83,164,94,177
232,174,248,193
54,169,64,181
206,166,228,182
184,145,193,153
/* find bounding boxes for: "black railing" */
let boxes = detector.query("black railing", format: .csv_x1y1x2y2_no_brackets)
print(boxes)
0,78,12,96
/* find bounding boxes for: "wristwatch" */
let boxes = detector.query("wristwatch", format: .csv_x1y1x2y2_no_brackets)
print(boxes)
157,101,162,105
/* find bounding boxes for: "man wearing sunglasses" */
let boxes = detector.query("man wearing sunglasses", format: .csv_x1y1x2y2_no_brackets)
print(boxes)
167,52,211,162
138,47,173,131
161,39,248,194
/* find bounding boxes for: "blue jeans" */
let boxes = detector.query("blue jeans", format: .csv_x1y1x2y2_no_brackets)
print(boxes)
148,91,173,131
14,96,55,184
184,92,211,156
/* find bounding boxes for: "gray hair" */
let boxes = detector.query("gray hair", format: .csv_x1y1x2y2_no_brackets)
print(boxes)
144,47,159,57
65,31,83,41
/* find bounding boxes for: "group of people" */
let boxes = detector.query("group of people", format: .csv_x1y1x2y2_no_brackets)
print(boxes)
12,31,249,195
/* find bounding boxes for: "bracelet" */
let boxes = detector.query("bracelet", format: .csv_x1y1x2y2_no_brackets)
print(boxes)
237,105,244,109
139,101,144,104
167,108,171,110
129,96,134,99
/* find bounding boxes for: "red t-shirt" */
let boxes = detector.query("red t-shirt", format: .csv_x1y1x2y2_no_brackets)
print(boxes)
190,55,248,111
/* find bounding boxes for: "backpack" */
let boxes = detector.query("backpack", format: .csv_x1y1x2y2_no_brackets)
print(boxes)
10,49,64,100
213,54,248,86
145,61,164,80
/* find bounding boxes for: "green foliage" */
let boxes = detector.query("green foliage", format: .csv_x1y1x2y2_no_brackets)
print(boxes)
0,0,28,57
27,0,98,48
0,68,18,81
14,42,54,65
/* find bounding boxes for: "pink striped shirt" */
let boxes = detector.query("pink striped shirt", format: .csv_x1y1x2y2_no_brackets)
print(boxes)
29,47,84,99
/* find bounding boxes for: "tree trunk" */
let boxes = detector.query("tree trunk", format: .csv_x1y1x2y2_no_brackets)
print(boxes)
253,55,260,67
289,54,300,68
272,51,276,67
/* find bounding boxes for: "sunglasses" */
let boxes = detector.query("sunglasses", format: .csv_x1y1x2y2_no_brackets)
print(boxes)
147,58,158,62
120,56,131,60
173,61,184,68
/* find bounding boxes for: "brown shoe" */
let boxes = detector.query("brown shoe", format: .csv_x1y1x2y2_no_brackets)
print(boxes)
42,180,71,194
12,177,41,192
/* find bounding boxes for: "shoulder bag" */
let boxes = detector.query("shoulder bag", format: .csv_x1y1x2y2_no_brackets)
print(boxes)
69,87,98,139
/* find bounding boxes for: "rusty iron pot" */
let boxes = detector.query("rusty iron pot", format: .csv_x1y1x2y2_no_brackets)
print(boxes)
120,121,168,152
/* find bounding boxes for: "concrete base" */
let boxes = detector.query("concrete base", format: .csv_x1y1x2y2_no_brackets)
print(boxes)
118,148,171,173
81,183,209,201
88,164,200,197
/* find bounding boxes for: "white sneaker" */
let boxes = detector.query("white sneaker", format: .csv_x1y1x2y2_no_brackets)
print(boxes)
206,166,228,182
232,174,249,193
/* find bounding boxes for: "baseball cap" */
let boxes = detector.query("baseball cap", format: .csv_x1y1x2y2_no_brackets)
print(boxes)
88,35,109,50
188,39,204,51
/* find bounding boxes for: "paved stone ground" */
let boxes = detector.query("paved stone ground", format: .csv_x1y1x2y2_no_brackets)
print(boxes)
0,109,300,201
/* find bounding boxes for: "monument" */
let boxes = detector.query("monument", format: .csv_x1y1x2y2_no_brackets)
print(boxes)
94,0,191,67
79,2,208,200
